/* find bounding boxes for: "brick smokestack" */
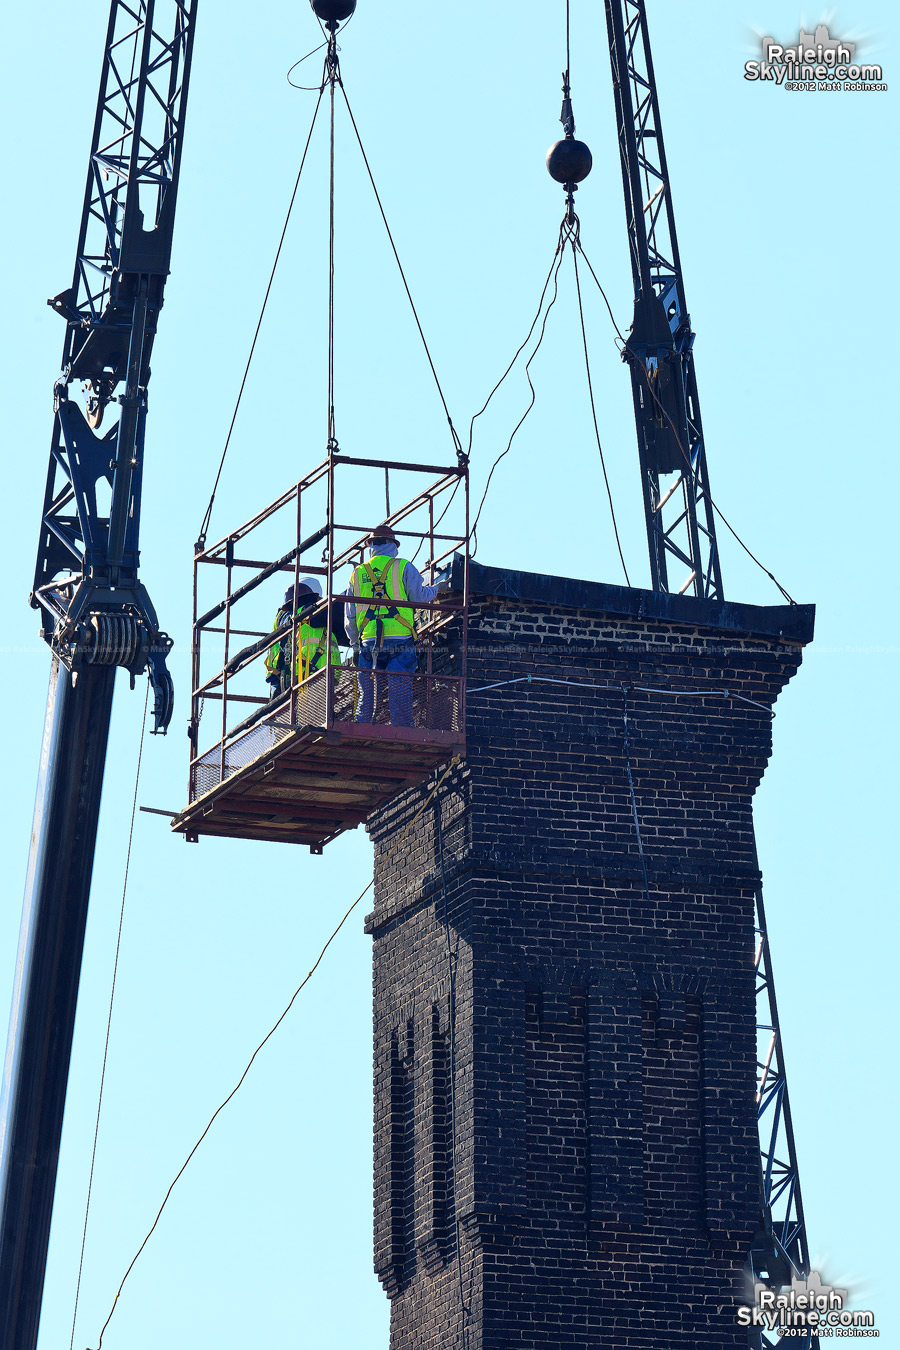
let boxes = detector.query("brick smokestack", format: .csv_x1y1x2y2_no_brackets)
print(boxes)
366,561,814,1349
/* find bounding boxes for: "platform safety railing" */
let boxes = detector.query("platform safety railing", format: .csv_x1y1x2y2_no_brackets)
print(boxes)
187,451,468,804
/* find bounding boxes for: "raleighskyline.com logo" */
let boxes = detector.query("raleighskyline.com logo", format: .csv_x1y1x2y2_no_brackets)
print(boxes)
745,23,886,90
737,1273,879,1337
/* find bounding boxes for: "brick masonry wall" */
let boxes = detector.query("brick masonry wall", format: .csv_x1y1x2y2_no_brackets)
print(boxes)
365,589,809,1349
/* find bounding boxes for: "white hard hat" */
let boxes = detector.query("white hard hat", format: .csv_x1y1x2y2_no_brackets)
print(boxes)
297,576,323,597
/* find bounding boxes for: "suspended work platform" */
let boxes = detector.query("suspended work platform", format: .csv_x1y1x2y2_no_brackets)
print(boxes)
171,450,468,851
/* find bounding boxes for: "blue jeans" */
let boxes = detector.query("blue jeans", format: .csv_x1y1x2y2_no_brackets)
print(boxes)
356,641,417,727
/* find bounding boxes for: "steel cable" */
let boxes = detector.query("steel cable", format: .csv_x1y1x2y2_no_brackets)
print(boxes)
327,39,338,447
466,672,776,716
196,78,327,551
572,246,631,585
286,41,328,89
566,0,571,77
625,345,798,604
90,756,461,1350
338,83,463,460
573,238,797,604
572,238,627,344
465,233,564,460
465,226,635,575
287,8,355,89
469,239,567,552
408,475,461,569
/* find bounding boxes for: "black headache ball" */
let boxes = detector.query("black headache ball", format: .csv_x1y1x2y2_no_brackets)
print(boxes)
311,0,357,22
546,137,593,184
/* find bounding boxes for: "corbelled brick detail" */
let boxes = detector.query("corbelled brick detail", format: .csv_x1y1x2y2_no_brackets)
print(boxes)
367,575,812,1349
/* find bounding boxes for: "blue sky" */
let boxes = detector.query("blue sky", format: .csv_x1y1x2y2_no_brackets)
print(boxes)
0,1,897,1346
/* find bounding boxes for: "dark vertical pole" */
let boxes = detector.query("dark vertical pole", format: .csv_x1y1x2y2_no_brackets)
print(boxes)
291,483,302,729
221,538,233,784
325,457,336,728
605,0,667,594
0,659,116,1350
106,286,149,579
459,468,468,731
190,549,201,802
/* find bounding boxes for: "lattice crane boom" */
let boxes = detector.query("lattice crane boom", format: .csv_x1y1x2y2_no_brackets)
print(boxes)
0,6,197,1346
604,0,723,600
33,0,197,725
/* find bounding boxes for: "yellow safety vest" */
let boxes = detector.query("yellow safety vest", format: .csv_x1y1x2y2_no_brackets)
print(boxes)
266,608,340,682
349,555,415,643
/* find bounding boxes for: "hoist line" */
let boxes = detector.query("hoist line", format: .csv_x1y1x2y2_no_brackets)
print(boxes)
90,755,462,1350
572,246,631,586
469,238,567,554
338,83,464,460
572,238,627,344
196,77,327,551
287,8,355,89
574,240,797,605
68,680,151,1350
286,41,328,89
708,497,796,604
465,233,564,460
623,347,797,604
327,38,338,448
468,222,635,578
408,475,461,569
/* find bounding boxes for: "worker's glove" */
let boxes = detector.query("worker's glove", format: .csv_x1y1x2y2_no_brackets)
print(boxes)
435,580,452,597
350,643,360,668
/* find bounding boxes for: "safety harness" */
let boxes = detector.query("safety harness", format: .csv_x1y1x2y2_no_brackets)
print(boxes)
350,556,415,656
266,605,339,688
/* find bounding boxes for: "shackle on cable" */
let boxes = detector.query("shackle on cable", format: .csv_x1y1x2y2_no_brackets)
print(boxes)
546,67,592,226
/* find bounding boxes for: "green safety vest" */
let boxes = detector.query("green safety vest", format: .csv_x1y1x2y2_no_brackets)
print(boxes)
349,555,415,643
266,607,340,682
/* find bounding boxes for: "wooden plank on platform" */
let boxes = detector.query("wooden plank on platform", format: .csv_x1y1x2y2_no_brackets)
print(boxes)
193,825,315,846
249,782,373,803
286,745,447,774
218,797,364,827
240,769,384,794
174,719,464,851
257,764,429,793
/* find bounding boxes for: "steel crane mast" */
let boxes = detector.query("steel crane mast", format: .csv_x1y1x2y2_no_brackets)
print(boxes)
605,6,815,1338
0,4,197,1345
604,0,723,601
751,886,817,1348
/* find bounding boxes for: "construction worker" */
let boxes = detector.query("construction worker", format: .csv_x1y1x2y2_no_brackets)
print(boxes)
265,576,341,697
345,525,446,727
